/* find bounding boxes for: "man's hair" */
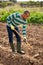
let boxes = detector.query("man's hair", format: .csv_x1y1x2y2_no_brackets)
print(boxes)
24,10,30,15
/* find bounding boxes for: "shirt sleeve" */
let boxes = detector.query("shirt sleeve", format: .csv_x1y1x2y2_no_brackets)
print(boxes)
6,14,16,26
22,24,27,37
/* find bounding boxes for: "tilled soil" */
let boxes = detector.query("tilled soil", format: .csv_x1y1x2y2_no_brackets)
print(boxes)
0,22,43,65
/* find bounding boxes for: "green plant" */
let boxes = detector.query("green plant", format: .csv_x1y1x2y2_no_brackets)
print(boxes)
0,9,43,24
27,12,43,24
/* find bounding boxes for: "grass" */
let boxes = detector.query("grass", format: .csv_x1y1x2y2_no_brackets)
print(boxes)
0,4,43,13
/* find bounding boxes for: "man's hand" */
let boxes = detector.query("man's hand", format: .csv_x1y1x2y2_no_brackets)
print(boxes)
10,25,14,30
23,37,27,43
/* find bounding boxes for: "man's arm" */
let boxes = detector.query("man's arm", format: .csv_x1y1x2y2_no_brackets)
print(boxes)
22,24,27,38
7,17,15,30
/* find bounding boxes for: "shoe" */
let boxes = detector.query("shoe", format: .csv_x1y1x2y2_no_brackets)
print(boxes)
17,50,25,54
10,43,15,52
17,42,25,54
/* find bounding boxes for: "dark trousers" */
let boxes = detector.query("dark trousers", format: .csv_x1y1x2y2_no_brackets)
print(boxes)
6,25,21,52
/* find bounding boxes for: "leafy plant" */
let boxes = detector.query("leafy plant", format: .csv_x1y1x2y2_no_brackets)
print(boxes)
0,10,43,24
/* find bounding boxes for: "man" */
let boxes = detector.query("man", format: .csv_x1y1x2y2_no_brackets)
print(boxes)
6,10,30,54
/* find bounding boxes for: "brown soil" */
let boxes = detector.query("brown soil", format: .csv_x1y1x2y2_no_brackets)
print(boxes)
0,22,43,65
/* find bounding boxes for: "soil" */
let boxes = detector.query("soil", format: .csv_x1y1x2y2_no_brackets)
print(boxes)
0,22,43,65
